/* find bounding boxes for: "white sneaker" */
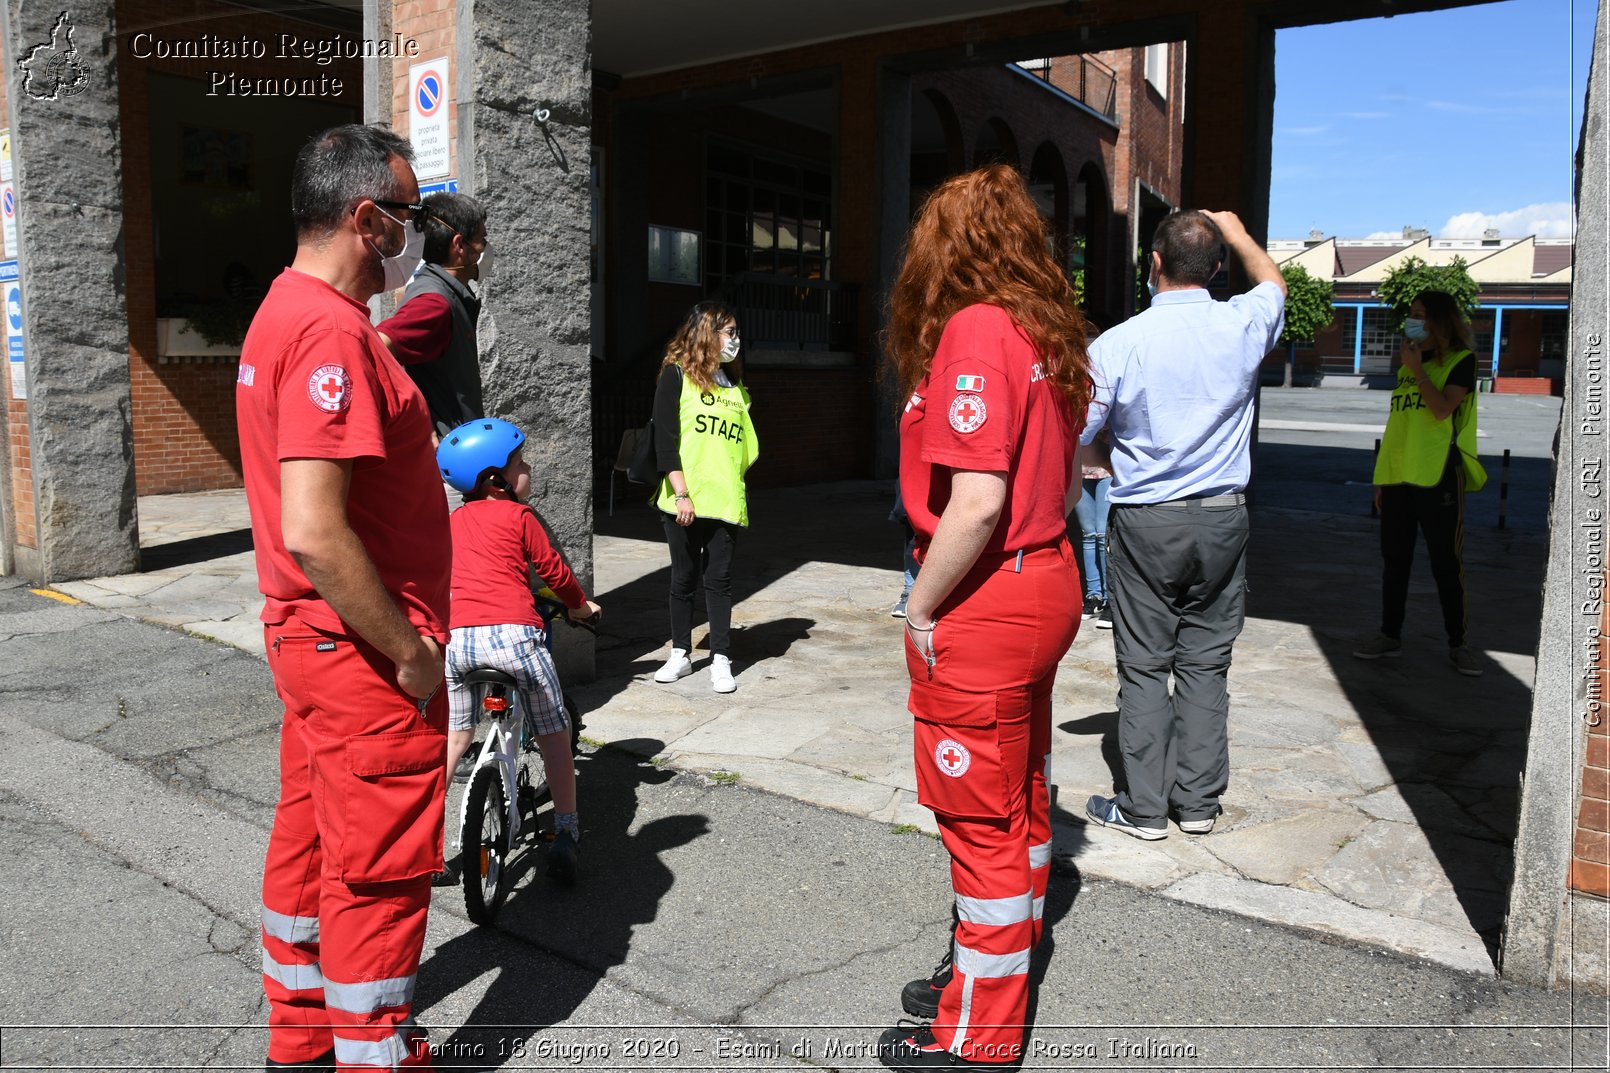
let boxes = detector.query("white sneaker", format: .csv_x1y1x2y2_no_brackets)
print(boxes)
653,648,693,683
710,654,736,694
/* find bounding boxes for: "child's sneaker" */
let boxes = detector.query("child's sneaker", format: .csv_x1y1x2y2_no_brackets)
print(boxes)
653,648,693,683
710,654,737,694
547,829,578,886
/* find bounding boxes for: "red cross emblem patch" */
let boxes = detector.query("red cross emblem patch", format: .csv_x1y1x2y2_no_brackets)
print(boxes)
935,738,971,778
948,392,986,434
307,364,352,414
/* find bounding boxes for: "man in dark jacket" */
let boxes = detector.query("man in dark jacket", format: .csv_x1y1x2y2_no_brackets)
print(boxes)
377,191,489,437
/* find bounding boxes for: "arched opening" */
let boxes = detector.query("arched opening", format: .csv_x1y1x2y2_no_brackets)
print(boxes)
1074,160,1112,326
912,89,964,210
970,117,1020,170
1027,141,1070,266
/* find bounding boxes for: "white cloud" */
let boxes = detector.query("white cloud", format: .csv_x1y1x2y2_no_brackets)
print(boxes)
1365,230,1406,240
1440,202,1576,238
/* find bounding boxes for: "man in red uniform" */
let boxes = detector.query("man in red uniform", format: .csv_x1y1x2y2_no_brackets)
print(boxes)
237,123,450,1071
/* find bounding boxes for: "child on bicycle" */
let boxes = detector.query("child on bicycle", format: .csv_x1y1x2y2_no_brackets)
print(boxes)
435,418,601,885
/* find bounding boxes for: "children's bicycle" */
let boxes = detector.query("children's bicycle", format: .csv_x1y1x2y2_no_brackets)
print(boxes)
455,591,590,925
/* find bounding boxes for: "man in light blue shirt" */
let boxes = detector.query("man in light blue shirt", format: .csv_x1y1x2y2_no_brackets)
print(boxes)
1082,209,1285,840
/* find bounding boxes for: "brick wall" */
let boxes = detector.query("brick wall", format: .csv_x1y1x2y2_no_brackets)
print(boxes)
116,0,362,494
746,367,873,487
386,0,455,146
1571,606,1610,898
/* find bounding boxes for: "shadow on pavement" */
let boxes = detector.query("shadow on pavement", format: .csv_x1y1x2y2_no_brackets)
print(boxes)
139,528,253,571
416,738,709,1064
1250,438,1545,963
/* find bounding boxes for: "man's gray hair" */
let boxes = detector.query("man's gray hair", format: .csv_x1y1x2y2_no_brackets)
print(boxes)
291,124,415,239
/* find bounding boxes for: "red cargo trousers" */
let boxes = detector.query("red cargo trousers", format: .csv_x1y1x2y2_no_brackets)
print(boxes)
261,613,447,1070
905,541,1080,1065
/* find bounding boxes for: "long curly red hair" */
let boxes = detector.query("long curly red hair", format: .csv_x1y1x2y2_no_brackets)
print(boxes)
885,165,1091,417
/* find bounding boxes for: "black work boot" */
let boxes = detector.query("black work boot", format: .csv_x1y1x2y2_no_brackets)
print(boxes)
900,947,953,1019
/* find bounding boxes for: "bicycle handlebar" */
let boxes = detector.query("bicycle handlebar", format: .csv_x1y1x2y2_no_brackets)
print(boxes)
533,590,598,634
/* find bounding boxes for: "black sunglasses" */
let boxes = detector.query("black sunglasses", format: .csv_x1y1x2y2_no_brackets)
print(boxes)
371,199,433,233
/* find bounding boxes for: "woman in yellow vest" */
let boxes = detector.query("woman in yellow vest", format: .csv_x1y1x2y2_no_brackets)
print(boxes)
649,302,759,694
1355,290,1487,676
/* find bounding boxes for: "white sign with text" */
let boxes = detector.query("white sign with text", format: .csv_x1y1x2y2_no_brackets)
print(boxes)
408,59,451,180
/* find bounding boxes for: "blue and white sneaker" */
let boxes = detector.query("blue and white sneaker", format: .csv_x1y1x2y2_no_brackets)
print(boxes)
1085,794,1168,840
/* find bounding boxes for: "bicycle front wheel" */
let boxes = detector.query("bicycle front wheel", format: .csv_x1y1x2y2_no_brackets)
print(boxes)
462,764,511,926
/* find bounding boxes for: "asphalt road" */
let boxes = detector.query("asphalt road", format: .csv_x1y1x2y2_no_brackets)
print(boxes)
0,574,1602,1071
1254,387,1562,526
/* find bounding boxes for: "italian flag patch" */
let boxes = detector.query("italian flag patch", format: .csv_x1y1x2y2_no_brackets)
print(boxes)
955,375,985,391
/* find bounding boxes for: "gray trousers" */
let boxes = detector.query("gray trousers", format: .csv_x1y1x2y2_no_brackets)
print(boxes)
1108,500,1249,826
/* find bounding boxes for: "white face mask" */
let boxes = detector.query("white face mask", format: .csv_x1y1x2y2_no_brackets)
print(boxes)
719,328,741,362
474,240,492,281
371,207,425,291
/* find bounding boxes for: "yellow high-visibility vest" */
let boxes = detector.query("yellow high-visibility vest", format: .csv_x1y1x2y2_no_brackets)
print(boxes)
1373,348,1487,491
654,371,759,525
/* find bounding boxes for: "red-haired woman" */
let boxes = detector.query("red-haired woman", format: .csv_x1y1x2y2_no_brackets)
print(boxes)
879,165,1090,1071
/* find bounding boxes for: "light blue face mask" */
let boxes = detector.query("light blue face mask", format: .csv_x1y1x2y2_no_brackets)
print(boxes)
1146,273,1158,299
1403,317,1429,342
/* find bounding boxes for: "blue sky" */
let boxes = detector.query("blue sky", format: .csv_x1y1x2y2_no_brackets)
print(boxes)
1268,0,1590,240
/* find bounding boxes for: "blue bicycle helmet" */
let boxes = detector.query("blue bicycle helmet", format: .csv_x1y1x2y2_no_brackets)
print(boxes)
437,418,526,494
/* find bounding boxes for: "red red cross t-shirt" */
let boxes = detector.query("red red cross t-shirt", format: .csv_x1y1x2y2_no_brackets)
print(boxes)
899,303,1078,554
236,269,451,639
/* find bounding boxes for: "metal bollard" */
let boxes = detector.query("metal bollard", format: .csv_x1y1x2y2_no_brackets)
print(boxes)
1498,448,1510,529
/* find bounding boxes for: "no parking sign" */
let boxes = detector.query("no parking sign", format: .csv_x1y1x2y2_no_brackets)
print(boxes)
1,182,15,261
3,260,23,400
408,59,451,180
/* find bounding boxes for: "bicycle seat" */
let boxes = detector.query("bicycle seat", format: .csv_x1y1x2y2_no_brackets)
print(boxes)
461,668,518,689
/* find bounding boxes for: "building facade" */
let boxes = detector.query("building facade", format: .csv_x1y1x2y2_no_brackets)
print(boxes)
0,0,1598,991
1269,229,1572,393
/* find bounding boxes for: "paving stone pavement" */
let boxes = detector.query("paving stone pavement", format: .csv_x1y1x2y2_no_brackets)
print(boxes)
51,470,1545,979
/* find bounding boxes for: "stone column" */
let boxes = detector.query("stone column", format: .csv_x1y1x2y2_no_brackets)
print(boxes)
0,3,135,581
1501,1,1607,989
463,0,594,680
1183,7,1274,242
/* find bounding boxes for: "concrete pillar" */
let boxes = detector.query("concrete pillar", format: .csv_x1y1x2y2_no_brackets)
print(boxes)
1501,0,1607,989
1183,7,1275,243
0,3,136,581
463,0,594,680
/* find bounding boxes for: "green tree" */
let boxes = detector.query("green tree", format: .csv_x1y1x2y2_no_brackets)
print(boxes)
1277,264,1335,387
1280,264,1335,346
1378,255,1480,329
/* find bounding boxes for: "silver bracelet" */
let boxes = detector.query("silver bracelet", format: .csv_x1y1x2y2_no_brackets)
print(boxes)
906,621,936,632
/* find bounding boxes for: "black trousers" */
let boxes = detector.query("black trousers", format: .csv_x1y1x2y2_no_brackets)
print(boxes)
662,515,740,656
1379,460,1468,647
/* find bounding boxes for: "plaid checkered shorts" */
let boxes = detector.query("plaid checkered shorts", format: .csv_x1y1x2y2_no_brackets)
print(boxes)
446,623,567,736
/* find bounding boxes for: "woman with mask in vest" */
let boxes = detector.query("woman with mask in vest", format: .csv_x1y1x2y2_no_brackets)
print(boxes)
650,302,759,694
879,165,1089,1071
1355,290,1487,676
